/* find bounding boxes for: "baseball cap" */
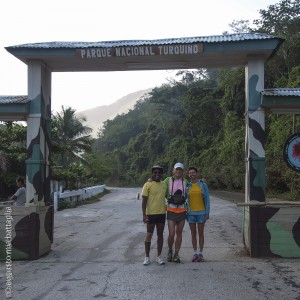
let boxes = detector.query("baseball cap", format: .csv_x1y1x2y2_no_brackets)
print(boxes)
174,162,184,170
151,165,163,172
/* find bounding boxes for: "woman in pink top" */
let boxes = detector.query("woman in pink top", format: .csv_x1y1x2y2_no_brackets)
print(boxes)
164,162,188,263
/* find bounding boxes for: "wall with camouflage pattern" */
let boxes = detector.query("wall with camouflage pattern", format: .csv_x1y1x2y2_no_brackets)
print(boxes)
245,206,300,257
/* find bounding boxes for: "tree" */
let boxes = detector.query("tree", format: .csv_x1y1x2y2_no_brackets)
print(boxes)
225,19,251,34
0,151,8,171
51,106,94,168
0,122,27,197
51,106,94,188
253,0,300,86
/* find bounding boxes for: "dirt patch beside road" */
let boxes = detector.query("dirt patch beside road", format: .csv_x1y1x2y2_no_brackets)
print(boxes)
211,190,298,205
211,190,245,204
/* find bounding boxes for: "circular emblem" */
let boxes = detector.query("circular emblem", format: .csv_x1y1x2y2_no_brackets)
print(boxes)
283,133,300,172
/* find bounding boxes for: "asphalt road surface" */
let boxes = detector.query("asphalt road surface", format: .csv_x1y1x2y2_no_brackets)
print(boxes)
1,187,299,300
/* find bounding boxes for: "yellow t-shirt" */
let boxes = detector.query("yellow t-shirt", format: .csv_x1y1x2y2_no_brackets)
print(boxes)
142,181,167,215
189,183,205,212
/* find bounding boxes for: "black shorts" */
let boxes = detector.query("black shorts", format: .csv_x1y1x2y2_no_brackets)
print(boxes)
147,214,166,224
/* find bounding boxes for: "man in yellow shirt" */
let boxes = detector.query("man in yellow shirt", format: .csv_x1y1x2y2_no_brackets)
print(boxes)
142,166,167,265
186,167,210,262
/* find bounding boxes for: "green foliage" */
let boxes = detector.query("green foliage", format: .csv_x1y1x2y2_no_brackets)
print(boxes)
287,66,300,87
50,106,96,189
265,114,300,197
83,151,115,185
253,0,300,87
218,68,245,117
227,19,251,34
0,123,26,197
51,106,94,168
200,112,245,190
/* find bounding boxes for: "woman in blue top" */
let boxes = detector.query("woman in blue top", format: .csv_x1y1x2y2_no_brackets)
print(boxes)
186,167,210,262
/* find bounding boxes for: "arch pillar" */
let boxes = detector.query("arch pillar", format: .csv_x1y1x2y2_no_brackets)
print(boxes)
26,61,52,206
244,56,266,256
11,61,53,260
245,56,266,203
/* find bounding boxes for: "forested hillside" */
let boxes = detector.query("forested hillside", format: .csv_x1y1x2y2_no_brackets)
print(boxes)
92,0,300,199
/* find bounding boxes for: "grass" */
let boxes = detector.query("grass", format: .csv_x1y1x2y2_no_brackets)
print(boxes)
77,189,111,206
58,189,111,210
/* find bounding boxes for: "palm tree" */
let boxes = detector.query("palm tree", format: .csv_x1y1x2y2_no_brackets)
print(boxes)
51,106,94,168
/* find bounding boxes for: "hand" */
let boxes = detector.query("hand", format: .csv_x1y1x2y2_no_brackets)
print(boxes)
205,214,209,220
143,214,148,223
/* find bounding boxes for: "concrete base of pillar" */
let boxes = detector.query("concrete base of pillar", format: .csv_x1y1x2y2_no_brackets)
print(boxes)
0,205,53,260
243,205,300,257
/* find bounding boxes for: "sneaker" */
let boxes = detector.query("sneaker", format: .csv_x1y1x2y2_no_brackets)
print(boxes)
156,256,165,265
143,257,150,265
172,253,181,263
192,253,199,262
197,253,204,262
167,250,173,262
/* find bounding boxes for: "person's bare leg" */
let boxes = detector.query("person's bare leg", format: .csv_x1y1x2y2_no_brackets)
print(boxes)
167,219,176,251
189,223,197,251
198,223,205,252
156,222,165,256
145,223,155,257
174,220,185,253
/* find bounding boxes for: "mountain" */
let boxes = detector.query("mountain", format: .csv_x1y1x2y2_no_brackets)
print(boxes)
76,88,152,137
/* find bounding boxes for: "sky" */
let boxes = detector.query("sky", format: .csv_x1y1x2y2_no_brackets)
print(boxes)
0,0,280,113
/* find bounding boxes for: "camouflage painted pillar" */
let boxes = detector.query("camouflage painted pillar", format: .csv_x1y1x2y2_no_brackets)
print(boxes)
0,61,53,260
245,57,266,203
244,57,266,257
26,61,52,206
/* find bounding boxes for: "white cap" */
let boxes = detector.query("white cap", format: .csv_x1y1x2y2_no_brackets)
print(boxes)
174,162,184,170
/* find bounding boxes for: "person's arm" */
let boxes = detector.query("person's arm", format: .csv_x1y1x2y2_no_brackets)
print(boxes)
10,188,20,201
10,194,17,200
142,195,148,223
203,182,210,219
163,177,169,199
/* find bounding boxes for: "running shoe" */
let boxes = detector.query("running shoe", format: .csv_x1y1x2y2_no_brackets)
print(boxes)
143,257,150,265
167,250,173,262
192,253,199,262
172,253,181,263
156,256,165,265
197,253,204,262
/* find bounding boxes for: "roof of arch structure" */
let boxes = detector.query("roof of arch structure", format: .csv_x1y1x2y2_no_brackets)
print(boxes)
5,33,283,72
6,33,300,120
261,88,300,114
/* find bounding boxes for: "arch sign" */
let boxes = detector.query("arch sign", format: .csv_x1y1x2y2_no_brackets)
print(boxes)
283,133,300,172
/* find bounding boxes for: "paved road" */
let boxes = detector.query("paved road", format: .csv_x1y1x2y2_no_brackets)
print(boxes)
1,187,299,300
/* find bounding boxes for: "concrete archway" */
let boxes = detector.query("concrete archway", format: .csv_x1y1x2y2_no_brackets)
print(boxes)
2,33,299,259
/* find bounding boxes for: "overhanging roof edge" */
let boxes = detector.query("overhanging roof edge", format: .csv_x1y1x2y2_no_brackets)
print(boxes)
5,33,283,50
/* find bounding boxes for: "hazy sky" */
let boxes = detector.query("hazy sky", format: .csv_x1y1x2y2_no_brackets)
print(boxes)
0,0,279,113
